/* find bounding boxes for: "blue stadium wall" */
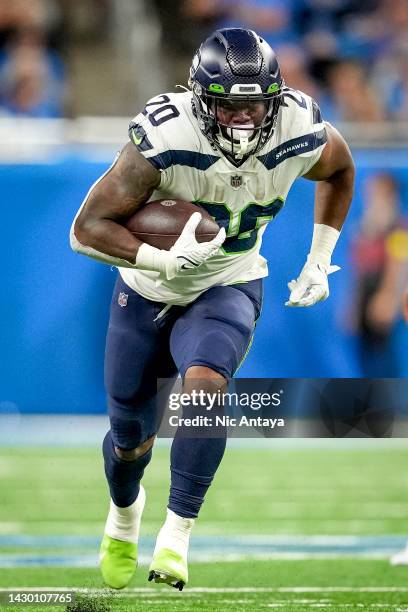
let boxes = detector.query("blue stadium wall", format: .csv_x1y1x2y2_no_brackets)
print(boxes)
2,149,408,413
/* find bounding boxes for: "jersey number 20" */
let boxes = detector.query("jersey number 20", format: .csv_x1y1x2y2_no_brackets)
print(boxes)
142,95,180,126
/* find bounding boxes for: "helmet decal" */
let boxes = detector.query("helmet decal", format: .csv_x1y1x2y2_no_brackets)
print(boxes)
208,83,226,93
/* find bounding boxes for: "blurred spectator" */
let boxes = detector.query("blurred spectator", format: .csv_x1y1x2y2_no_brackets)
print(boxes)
0,27,65,117
0,0,65,117
381,0,408,53
349,173,408,377
152,0,229,62
277,44,321,99
0,0,63,51
184,0,296,49
323,60,386,122
182,0,230,48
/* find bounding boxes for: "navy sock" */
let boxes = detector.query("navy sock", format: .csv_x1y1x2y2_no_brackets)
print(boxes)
169,415,227,518
102,431,152,508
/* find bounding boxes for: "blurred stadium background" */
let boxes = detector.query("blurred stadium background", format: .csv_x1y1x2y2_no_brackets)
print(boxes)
1,0,408,610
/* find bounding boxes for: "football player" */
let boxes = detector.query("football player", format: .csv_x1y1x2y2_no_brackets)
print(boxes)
70,28,354,590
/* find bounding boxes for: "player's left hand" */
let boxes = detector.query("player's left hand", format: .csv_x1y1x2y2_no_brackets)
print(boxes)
285,261,340,307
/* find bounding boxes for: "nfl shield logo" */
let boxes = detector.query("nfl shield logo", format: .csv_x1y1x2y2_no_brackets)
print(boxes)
231,175,242,188
118,292,128,307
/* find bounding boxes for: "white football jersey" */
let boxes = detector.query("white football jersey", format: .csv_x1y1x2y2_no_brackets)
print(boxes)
120,88,327,305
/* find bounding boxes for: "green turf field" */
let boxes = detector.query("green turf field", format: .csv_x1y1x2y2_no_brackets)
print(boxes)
1,444,408,611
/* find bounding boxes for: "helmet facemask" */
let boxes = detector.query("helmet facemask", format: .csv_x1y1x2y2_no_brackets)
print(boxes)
190,79,282,163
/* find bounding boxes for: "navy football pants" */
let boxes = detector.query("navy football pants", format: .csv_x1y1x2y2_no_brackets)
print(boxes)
104,275,262,450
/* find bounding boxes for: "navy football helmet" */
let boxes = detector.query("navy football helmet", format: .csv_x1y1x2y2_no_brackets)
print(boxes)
189,28,283,164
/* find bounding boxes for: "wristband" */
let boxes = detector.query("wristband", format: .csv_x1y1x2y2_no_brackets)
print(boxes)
307,223,340,268
135,243,177,280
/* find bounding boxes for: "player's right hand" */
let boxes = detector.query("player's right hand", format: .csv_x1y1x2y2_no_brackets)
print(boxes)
136,213,225,282
170,212,226,275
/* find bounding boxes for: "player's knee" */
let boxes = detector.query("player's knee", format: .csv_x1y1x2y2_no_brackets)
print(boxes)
114,434,155,461
184,366,227,394
109,408,157,452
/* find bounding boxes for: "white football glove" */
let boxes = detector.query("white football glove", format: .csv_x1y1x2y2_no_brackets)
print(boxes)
135,212,225,281
285,260,340,307
170,212,226,272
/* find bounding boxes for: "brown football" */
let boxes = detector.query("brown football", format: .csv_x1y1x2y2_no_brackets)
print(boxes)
124,198,219,251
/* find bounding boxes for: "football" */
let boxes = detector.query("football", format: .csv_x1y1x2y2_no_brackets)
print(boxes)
125,198,220,251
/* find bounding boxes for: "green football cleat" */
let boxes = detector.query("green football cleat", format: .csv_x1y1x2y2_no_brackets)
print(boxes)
148,548,188,591
99,534,138,589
